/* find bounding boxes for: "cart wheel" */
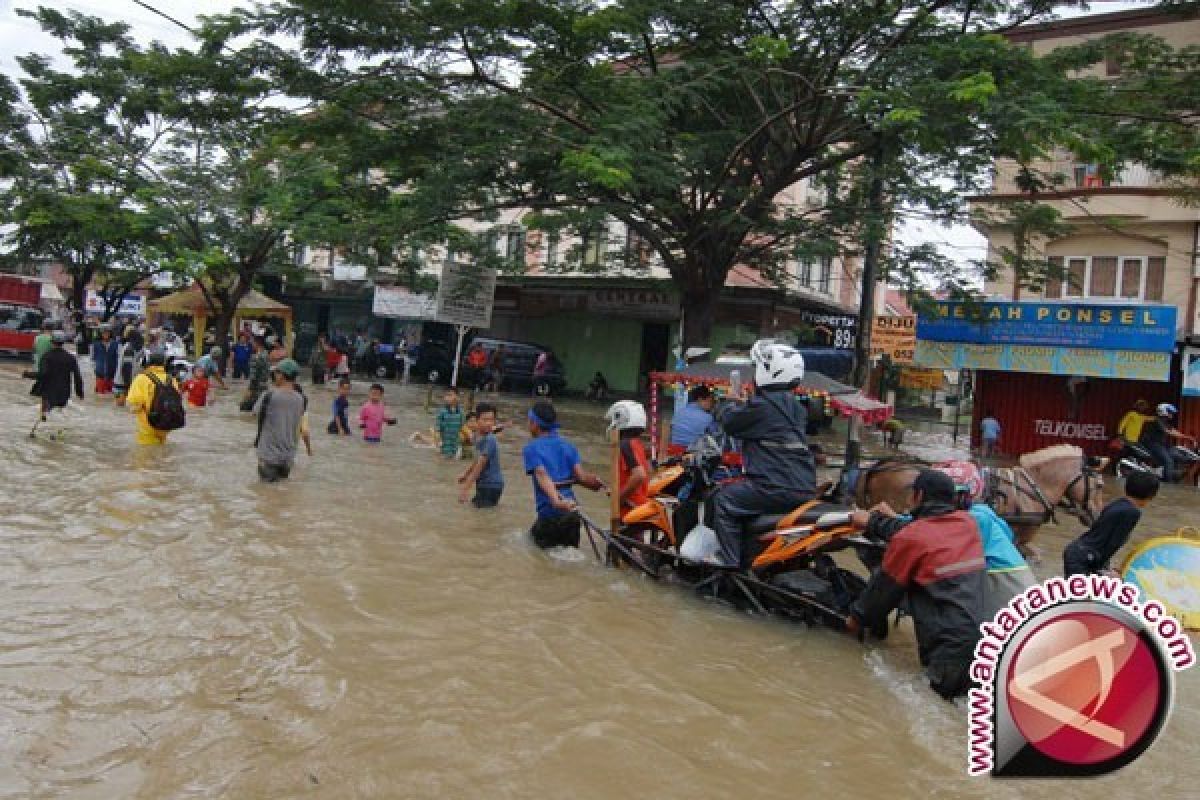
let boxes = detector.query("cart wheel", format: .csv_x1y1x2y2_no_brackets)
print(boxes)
534,379,551,396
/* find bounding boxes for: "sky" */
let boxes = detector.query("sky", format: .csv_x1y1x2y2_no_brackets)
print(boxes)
0,0,1160,278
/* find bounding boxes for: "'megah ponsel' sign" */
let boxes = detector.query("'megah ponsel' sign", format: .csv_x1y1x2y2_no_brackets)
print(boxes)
917,301,1177,352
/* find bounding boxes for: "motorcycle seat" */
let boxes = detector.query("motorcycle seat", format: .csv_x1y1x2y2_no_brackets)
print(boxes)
745,502,850,535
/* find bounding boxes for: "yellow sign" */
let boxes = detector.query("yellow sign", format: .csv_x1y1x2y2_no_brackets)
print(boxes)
899,367,944,390
1009,345,1057,374
871,315,916,363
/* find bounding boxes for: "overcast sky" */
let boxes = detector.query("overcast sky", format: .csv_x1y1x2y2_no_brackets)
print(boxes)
0,0,1159,277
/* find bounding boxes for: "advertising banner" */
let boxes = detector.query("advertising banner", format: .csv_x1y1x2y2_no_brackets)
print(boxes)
1185,348,1200,397
915,340,1172,382
917,301,1177,352
373,286,437,320
870,315,916,363
84,290,145,316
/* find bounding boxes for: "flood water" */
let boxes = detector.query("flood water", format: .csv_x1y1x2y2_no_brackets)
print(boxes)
1,360,1197,799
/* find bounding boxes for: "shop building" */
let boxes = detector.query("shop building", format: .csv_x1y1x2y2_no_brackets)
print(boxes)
967,7,1200,441
915,299,1180,455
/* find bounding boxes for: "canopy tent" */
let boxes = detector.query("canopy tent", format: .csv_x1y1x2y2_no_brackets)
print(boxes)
147,284,293,357
648,362,892,460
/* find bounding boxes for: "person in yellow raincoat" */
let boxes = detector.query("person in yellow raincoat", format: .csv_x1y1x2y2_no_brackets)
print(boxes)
126,346,172,445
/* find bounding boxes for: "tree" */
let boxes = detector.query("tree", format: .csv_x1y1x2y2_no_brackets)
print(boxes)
222,0,1144,350
0,12,169,325
0,7,358,346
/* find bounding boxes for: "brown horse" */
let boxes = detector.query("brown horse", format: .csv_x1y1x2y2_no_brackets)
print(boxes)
850,444,1108,557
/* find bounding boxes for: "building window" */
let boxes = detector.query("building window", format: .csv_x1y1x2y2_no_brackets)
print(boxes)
1045,255,1164,302
816,256,832,294
581,227,606,268
796,258,813,289
1072,164,1106,189
488,225,526,267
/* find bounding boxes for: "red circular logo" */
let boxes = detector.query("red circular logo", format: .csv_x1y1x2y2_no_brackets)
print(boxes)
1005,610,1163,766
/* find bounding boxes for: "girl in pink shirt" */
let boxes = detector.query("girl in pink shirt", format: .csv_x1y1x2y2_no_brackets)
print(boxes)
358,383,396,443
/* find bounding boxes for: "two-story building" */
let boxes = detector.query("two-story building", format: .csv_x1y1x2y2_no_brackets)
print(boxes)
962,6,1200,454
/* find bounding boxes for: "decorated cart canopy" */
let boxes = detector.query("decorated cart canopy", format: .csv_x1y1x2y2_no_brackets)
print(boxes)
148,284,293,357
647,361,893,458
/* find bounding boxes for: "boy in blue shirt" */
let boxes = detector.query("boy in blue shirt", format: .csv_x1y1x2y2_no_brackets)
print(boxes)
668,385,719,455
980,411,1001,459
522,401,605,548
458,402,504,507
327,378,352,434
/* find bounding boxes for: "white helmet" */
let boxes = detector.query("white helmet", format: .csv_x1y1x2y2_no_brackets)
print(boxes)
1157,403,1177,418
751,339,805,389
606,400,647,432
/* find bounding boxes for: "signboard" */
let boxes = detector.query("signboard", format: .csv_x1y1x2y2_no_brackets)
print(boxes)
587,288,677,320
373,286,436,320
1185,348,1200,398
84,290,145,316
797,311,857,349
435,260,497,328
898,366,943,389
871,315,916,362
915,340,1172,382
917,301,1177,353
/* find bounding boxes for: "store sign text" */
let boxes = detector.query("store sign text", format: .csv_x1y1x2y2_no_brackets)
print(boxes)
1034,419,1108,441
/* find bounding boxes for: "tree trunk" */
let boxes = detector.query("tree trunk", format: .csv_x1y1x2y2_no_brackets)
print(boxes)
680,286,719,351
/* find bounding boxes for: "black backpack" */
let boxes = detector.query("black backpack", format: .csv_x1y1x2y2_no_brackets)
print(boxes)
145,371,187,431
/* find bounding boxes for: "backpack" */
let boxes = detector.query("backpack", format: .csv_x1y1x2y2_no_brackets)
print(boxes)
145,371,187,431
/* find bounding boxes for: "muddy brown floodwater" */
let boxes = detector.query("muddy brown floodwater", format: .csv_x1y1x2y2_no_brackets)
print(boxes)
0,361,1197,799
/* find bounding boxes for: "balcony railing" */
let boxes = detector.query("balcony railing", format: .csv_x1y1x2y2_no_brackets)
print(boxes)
990,159,1169,194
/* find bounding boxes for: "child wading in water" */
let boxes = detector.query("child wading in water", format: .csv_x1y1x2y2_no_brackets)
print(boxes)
328,378,352,434
358,383,396,443
182,366,212,408
436,388,465,457
458,403,504,507
522,401,605,548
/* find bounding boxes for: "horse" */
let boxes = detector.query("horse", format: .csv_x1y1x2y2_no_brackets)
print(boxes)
846,444,1108,558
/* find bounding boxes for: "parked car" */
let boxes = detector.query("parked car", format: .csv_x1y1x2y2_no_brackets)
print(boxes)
460,336,566,395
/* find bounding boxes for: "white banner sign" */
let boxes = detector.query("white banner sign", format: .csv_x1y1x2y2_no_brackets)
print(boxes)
436,261,496,328
85,290,145,316
373,286,437,320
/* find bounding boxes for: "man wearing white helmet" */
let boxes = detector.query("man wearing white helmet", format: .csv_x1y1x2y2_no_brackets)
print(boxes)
606,400,652,513
710,340,818,568
1138,403,1191,482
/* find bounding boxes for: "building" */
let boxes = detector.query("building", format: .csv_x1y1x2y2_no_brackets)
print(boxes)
290,172,869,393
963,7,1200,452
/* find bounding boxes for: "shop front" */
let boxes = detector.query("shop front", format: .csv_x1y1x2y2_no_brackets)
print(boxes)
915,300,1179,456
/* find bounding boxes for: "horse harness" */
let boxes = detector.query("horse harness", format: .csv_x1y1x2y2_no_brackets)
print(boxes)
982,455,1101,527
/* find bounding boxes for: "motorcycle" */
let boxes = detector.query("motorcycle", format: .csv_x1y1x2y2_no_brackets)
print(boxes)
1117,438,1200,486
589,435,880,629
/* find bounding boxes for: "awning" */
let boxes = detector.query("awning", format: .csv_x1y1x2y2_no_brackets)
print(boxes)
650,364,892,423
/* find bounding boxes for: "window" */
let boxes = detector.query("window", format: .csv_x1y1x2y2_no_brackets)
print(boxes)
797,258,813,289
1073,164,1106,189
581,227,606,268
545,231,560,269
488,225,526,267
1045,255,1164,302
816,256,833,294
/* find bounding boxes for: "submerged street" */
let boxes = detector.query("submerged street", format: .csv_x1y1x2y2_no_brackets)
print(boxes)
0,363,1197,799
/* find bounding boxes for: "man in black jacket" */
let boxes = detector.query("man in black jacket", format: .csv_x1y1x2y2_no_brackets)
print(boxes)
848,469,986,699
1063,470,1158,576
31,331,84,435
710,340,817,568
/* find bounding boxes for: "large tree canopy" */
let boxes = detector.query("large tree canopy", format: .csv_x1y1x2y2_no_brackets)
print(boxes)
0,7,359,342
217,0,1198,350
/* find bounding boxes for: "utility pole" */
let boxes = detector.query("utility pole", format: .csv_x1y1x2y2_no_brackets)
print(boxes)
846,139,887,470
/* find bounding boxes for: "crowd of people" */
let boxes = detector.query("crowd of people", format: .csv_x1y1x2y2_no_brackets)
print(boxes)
22,329,1166,702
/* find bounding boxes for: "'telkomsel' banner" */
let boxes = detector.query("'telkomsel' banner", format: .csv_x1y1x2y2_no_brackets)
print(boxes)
915,341,1172,382
917,301,1177,352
